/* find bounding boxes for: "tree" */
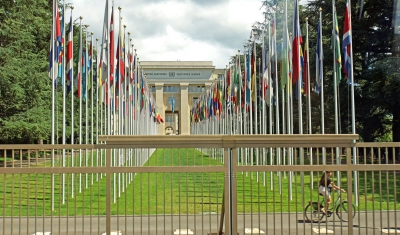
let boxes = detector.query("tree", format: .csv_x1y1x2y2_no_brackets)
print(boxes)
0,0,53,144
302,0,399,146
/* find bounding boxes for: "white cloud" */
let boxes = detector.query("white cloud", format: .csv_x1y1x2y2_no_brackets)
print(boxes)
65,0,270,68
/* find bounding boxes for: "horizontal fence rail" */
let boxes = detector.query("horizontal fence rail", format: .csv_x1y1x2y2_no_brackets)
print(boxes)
1,135,400,235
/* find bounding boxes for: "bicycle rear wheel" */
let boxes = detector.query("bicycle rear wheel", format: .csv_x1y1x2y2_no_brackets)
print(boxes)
336,201,356,222
305,202,325,222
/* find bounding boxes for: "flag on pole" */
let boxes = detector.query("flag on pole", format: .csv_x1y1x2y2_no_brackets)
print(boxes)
303,34,309,96
270,17,277,104
82,47,87,100
315,19,323,94
292,0,303,85
99,0,109,104
57,5,65,86
295,47,304,100
332,4,342,84
109,7,114,86
342,0,352,80
251,41,256,102
76,23,82,98
281,17,290,89
66,15,73,94
49,0,61,83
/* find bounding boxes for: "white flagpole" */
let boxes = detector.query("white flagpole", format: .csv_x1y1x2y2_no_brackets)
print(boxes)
51,0,57,211
305,17,313,189
294,0,304,204
332,0,341,192
70,8,75,198
347,0,358,206
261,27,266,186
95,37,99,182
90,32,94,185
268,20,274,189
318,8,326,164
78,16,83,193
61,0,66,205
84,25,89,189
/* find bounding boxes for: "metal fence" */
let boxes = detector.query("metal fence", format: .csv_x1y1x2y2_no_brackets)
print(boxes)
1,134,399,235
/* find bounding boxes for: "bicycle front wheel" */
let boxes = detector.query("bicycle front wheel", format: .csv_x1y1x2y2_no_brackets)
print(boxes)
336,201,356,222
305,202,325,222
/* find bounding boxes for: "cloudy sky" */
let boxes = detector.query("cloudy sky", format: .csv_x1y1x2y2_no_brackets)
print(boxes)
67,0,308,68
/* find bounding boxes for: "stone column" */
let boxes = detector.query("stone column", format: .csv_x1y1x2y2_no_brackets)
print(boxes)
155,83,164,135
180,83,189,135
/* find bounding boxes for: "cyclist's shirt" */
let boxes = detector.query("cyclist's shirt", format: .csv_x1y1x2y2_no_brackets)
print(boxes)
320,177,332,193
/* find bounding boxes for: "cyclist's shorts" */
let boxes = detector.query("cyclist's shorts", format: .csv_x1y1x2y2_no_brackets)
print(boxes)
318,185,330,200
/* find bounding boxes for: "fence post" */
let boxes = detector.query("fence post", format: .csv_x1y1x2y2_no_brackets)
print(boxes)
346,147,353,235
106,148,112,235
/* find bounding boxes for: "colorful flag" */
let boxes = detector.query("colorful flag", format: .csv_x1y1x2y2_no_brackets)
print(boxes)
332,4,342,84
99,0,109,104
49,0,61,84
57,5,64,86
315,19,323,94
281,17,291,89
109,7,114,86
342,0,352,80
292,0,303,85
82,47,87,100
76,23,82,98
66,15,73,94
116,14,125,87
270,17,277,104
303,33,309,96
251,41,256,102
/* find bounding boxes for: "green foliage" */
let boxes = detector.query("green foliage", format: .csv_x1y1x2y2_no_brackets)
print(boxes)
301,0,399,143
0,0,52,144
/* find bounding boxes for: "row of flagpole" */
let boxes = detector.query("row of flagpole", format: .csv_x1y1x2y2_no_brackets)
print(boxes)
190,0,356,202
49,0,164,207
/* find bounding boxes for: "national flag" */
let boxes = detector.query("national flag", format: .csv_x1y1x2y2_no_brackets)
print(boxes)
315,19,323,94
342,0,352,80
303,33,309,96
66,15,73,94
245,46,251,106
251,41,256,102
281,17,291,89
88,40,93,90
270,17,277,104
49,0,61,84
99,0,109,104
236,54,242,105
76,23,82,98
57,5,65,86
116,15,125,87
295,46,304,100
332,4,342,84
82,47,87,100
292,0,303,85
109,7,114,86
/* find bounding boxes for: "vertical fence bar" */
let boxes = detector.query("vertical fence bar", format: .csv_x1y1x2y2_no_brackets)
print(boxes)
346,147,353,235
223,147,230,235
106,148,112,235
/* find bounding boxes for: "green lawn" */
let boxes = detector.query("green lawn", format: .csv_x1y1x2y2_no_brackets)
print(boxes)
0,148,399,216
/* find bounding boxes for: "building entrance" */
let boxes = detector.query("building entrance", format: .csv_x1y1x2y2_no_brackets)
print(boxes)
165,111,179,135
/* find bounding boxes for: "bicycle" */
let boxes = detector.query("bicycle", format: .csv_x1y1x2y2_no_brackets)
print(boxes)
304,191,356,222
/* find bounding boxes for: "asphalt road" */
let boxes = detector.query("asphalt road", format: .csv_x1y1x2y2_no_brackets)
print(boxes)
1,211,399,235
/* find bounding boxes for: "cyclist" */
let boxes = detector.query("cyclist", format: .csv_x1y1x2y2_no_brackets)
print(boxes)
318,171,346,214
